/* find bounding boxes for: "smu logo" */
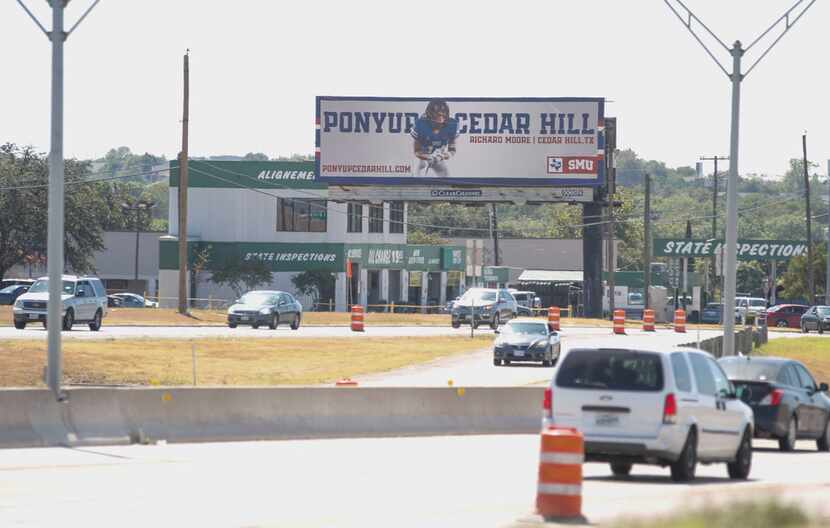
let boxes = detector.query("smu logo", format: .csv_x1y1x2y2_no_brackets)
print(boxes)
546,156,599,175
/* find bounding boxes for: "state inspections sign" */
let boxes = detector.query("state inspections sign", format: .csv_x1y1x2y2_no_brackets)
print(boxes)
316,97,605,186
654,239,808,261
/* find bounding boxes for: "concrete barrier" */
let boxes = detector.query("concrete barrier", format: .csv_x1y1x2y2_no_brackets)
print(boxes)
680,327,763,357
0,386,545,449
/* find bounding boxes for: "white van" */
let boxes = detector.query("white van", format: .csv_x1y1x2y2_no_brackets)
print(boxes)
542,346,754,481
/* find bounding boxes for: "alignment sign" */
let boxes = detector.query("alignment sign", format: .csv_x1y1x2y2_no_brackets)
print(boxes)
316,97,605,186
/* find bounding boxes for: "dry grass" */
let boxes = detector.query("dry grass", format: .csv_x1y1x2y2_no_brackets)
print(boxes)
611,500,815,528
756,337,830,383
0,335,492,387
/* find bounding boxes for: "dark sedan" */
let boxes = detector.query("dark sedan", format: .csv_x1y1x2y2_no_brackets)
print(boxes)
719,356,830,451
800,305,830,333
701,303,723,324
0,285,29,305
766,304,809,328
227,290,302,330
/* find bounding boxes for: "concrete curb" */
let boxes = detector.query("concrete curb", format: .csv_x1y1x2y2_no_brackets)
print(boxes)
0,386,545,449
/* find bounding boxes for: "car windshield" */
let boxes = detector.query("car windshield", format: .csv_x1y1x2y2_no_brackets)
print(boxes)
704,303,722,310
750,299,766,307
504,322,547,336
817,307,830,316
0,286,20,294
238,292,274,305
556,349,664,391
28,280,75,295
460,290,497,303
718,358,781,382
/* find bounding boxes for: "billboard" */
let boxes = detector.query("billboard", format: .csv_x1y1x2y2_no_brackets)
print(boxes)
316,97,605,187
653,239,808,261
327,185,594,204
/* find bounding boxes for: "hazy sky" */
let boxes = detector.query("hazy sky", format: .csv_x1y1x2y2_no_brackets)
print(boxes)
2,1,827,177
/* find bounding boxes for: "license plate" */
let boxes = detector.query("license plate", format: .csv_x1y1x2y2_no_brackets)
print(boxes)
29,314,39,320
595,414,620,427
240,316,249,321
513,350,525,357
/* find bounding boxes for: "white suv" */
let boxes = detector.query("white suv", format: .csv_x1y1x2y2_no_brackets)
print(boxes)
13,275,108,331
542,346,754,481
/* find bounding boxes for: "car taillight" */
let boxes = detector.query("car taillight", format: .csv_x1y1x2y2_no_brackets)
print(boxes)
543,387,553,421
760,389,783,406
663,393,677,424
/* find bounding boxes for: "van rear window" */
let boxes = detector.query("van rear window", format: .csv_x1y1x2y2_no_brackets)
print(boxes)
556,349,664,391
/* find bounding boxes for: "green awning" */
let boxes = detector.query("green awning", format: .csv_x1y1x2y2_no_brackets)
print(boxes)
517,270,583,284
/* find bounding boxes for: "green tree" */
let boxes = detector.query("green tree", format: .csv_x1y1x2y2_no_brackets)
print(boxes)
291,271,335,308
0,143,115,279
407,230,447,245
209,258,273,299
779,245,826,302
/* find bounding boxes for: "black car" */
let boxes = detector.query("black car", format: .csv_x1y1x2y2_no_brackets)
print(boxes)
0,285,29,305
226,290,303,330
800,305,830,333
719,356,830,451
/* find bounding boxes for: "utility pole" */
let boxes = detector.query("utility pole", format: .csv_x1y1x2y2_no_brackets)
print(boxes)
701,155,728,299
665,0,816,356
490,203,500,266
643,173,651,310
803,132,814,305
17,0,100,401
178,50,190,314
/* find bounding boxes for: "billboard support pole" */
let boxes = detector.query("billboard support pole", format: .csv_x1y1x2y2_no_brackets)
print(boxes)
826,159,830,304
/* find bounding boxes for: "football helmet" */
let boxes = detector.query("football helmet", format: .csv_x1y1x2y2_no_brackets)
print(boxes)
425,99,450,126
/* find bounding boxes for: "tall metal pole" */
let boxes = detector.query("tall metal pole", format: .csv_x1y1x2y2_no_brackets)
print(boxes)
46,1,65,400
700,155,728,300
722,42,743,356
490,203,500,266
803,133,813,304
826,159,830,304
178,51,190,314
643,173,651,310
134,207,140,281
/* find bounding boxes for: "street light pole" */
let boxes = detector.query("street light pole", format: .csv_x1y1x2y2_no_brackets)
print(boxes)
665,0,816,356
122,200,155,287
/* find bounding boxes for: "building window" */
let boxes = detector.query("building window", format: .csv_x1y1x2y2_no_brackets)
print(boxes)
369,204,384,233
277,198,327,232
390,201,404,234
347,203,363,233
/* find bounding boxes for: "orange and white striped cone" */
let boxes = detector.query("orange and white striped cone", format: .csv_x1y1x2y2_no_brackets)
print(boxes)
613,309,626,335
548,306,561,332
536,427,584,521
643,309,656,332
674,309,686,333
351,305,364,332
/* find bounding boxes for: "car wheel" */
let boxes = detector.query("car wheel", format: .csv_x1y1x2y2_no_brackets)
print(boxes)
504,359,511,366
472,321,480,330
493,359,502,366
290,314,301,330
490,313,500,330
816,418,830,452
727,428,753,479
252,322,260,329
776,320,788,328
779,415,797,452
228,323,237,329
452,321,460,329
62,309,73,331
42,321,48,329
14,321,26,330
802,323,808,333
670,429,697,482
610,461,632,477
820,325,824,335
269,313,279,330
88,310,102,331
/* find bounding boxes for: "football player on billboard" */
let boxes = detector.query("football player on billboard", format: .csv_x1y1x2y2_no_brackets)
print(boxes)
411,99,459,177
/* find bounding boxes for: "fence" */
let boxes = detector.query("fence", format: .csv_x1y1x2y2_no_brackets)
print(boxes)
680,326,767,358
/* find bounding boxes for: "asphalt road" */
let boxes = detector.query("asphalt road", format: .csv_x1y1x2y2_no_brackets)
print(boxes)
1,436,827,528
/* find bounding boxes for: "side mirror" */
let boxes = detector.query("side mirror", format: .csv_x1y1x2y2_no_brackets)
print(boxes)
819,383,829,392
76,291,85,298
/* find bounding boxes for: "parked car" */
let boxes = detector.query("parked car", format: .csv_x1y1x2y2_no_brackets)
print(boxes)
12,275,108,331
0,278,35,290
509,290,541,317
701,302,723,324
445,296,461,313
226,290,302,329
735,297,767,322
765,304,809,328
543,346,754,482
719,356,830,451
800,305,830,333
0,284,30,305
450,288,517,330
493,318,560,367
109,292,158,308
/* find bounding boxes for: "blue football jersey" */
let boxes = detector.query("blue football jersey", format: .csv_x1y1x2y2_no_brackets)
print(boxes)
411,116,459,154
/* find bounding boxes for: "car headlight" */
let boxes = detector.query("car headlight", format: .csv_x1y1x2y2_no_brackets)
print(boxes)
259,308,271,315
14,300,23,309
